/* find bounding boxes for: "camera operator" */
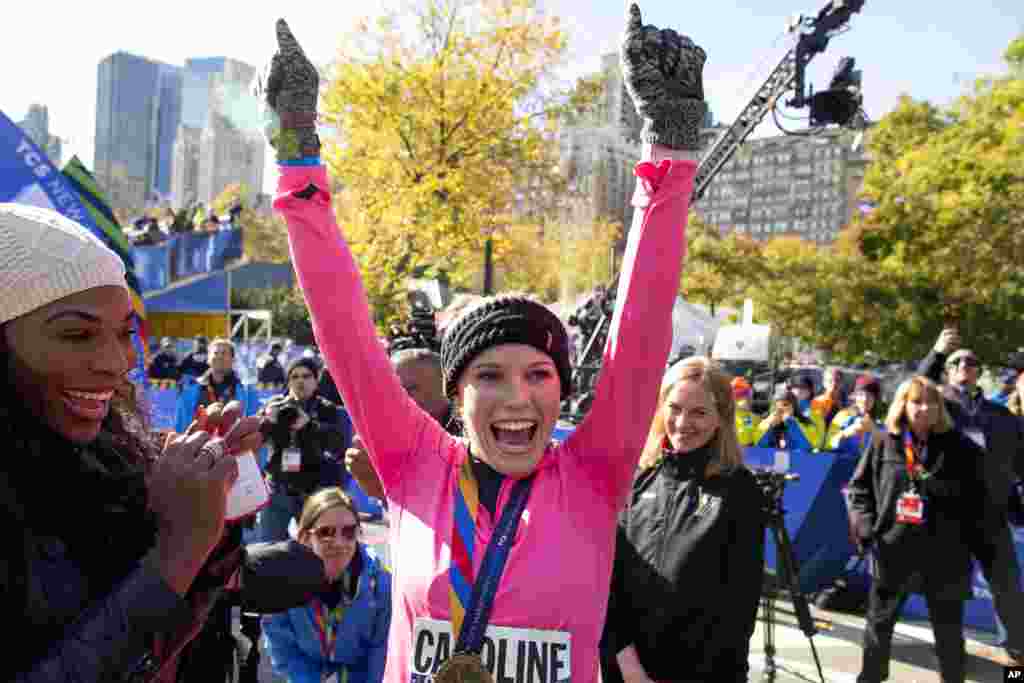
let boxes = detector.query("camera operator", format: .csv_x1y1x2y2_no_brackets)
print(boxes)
756,386,821,452
257,357,353,543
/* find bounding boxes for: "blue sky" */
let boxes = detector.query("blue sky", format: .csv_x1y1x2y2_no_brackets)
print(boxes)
2,0,1020,193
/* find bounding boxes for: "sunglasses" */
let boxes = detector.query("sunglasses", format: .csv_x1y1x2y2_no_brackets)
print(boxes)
951,358,979,368
311,523,359,541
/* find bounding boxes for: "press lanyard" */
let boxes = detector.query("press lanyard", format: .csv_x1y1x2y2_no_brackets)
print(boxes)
448,458,534,653
902,430,942,484
311,598,347,659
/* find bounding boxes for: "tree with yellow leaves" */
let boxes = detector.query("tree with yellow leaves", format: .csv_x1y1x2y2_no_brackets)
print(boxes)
322,0,587,328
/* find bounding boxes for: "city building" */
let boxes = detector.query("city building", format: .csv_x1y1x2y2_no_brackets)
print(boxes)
94,52,181,209
170,126,201,209
694,128,868,244
17,104,63,167
558,52,716,234
172,57,264,208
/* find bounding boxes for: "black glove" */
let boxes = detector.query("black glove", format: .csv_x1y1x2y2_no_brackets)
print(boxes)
620,4,707,150
255,19,321,162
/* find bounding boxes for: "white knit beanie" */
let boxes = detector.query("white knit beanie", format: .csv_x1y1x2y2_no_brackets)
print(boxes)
0,203,128,325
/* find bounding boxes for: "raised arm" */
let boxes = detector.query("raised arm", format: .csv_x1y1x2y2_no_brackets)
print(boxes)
264,21,446,495
565,4,703,507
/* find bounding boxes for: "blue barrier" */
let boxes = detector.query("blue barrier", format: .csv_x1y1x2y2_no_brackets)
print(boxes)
132,228,243,293
554,423,1023,633
133,241,172,291
145,380,283,432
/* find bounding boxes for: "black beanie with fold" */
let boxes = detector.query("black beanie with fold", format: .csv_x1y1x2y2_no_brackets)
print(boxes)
441,295,572,401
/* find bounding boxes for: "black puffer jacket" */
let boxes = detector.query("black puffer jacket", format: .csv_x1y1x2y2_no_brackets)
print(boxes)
601,445,766,683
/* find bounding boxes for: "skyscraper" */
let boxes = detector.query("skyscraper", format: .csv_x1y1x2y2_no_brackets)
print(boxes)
17,104,63,167
94,52,181,210
172,57,264,208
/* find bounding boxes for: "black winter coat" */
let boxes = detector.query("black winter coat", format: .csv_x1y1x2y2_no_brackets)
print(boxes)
264,394,350,496
601,447,766,683
919,350,1024,524
847,429,988,599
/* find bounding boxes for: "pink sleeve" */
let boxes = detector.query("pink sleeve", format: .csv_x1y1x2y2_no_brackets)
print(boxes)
273,166,451,496
563,156,696,510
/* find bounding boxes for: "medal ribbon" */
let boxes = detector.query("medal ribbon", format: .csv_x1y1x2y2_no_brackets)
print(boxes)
311,598,347,659
902,430,942,482
448,458,534,654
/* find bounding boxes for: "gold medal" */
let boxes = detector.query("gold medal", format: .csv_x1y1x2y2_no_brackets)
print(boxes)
434,653,493,683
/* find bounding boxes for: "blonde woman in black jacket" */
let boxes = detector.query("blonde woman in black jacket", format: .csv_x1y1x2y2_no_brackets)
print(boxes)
601,357,765,683
848,375,989,683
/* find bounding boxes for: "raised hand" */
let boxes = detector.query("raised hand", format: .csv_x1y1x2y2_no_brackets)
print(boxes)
620,4,707,150
345,435,385,499
254,19,321,161
147,426,240,594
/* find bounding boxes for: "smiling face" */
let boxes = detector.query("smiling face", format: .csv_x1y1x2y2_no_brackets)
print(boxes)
304,505,358,581
905,384,938,436
456,343,561,478
3,285,136,443
663,379,721,453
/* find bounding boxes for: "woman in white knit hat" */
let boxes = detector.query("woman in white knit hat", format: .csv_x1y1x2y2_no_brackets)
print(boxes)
0,203,266,681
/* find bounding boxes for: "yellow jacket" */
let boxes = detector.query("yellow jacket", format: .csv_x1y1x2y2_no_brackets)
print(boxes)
735,406,760,447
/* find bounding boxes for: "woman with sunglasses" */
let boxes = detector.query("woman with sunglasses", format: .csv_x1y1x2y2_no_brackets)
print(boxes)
264,487,392,683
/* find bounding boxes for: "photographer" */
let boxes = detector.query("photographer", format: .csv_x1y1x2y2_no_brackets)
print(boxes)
756,386,821,452
257,357,353,544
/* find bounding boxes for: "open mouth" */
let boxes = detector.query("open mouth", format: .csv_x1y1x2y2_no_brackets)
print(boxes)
61,389,114,421
490,420,539,452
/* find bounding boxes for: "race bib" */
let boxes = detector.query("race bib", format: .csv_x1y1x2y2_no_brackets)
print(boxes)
410,618,571,683
895,492,924,525
965,429,986,450
282,447,302,473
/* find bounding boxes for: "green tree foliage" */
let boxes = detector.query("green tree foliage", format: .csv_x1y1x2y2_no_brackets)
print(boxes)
322,0,593,328
230,286,315,345
681,214,766,316
851,36,1024,361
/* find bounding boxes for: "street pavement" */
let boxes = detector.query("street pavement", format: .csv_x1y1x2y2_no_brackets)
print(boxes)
248,596,1017,682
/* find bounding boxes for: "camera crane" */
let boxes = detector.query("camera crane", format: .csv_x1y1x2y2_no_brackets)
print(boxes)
564,0,867,420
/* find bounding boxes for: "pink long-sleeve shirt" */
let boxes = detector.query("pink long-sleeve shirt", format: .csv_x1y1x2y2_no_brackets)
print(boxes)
275,157,695,683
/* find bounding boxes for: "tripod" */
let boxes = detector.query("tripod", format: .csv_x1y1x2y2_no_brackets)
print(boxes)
758,472,826,683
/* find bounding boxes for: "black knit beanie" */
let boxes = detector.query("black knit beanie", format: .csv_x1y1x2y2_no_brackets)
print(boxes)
286,357,320,379
441,295,572,400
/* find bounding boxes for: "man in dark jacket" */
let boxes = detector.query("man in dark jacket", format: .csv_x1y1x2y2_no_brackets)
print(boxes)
919,328,1024,662
256,357,354,543
178,335,210,380
344,348,457,499
148,337,180,382
256,342,287,385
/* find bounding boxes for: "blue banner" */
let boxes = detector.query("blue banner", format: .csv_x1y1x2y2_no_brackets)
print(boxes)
0,109,148,381
0,111,103,235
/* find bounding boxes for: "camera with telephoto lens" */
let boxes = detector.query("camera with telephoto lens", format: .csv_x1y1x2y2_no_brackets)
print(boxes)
264,398,323,498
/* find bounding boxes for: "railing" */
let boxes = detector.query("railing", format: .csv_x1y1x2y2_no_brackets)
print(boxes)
132,227,244,292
